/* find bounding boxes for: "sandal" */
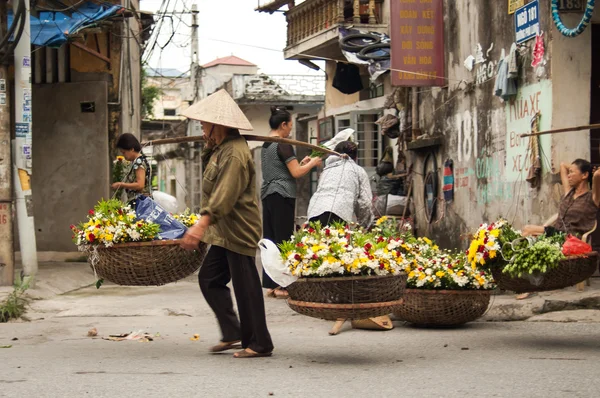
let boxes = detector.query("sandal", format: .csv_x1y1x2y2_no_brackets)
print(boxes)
273,287,289,299
515,292,536,300
265,289,276,298
210,340,242,353
233,349,273,359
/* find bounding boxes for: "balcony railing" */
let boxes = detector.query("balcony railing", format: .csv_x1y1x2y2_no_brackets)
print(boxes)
231,74,326,100
286,0,383,48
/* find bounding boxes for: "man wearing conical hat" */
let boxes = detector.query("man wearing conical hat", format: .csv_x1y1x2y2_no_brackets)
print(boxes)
181,89,274,358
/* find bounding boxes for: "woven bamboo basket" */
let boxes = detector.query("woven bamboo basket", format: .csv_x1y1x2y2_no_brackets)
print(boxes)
394,289,492,326
286,273,407,320
491,252,598,293
81,240,208,286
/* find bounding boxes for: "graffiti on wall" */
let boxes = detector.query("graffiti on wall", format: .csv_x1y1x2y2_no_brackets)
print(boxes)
455,108,479,162
505,80,552,182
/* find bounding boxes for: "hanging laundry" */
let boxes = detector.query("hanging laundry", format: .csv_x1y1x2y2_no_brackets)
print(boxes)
443,159,454,203
508,43,519,78
531,33,545,68
526,114,542,188
494,58,518,101
332,63,363,95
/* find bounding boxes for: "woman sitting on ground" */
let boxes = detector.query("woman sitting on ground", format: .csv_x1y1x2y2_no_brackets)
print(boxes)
523,159,600,238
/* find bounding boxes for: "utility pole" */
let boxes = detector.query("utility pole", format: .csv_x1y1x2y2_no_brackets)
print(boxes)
190,3,199,102
187,3,202,211
13,0,37,284
0,1,14,286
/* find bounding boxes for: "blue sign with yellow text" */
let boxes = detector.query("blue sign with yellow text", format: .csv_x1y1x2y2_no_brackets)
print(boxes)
515,0,540,44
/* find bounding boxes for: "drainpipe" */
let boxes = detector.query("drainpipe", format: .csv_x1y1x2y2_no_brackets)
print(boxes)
411,87,419,140
12,0,37,284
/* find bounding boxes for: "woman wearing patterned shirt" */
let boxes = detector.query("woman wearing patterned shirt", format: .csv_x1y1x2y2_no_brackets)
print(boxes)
307,141,374,228
261,107,322,298
112,133,151,204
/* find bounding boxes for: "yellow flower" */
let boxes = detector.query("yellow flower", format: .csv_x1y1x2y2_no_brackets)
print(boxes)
376,216,388,226
479,258,485,265
116,156,125,161
489,250,497,259
408,271,416,278
433,245,439,251
423,237,432,245
436,271,445,278
490,229,500,238
418,274,426,280
479,229,486,240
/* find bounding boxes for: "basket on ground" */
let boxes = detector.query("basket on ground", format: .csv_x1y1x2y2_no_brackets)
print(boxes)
81,240,207,286
286,273,407,321
491,252,598,293
394,289,491,326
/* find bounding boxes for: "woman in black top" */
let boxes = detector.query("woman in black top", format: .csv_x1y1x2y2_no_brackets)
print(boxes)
261,107,322,298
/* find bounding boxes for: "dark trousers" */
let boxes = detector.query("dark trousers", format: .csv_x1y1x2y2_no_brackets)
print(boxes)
262,193,296,289
199,245,274,354
309,212,345,226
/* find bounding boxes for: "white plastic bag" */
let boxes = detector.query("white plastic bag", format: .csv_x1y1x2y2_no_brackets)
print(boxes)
322,128,355,150
152,191,180,214
258,239,298,288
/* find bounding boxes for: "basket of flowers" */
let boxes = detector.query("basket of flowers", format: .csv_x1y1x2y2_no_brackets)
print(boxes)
468,219,598,293
72,199,207,286
277,217,408,321
393,239,494,326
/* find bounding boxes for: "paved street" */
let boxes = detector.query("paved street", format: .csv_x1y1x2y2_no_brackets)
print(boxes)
1,280,600,398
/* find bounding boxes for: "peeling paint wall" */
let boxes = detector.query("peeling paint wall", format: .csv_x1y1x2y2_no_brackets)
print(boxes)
413,1,591,249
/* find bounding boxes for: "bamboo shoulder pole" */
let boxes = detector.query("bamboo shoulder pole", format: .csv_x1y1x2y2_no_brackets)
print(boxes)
519,123,600,138
143,134,342,157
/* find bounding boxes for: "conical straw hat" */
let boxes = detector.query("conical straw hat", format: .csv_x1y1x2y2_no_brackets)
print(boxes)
182,89,253,131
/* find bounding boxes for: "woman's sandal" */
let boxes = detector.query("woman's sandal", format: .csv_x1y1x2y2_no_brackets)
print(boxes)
233,349,273,359
210,340,242,353
273,287,289,299
515,292,536,300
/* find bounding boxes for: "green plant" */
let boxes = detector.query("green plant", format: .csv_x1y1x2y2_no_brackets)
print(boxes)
141,67,161,119
0,276,30,323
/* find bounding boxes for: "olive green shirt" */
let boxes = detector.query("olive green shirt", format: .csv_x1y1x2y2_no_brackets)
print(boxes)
200,134,262,256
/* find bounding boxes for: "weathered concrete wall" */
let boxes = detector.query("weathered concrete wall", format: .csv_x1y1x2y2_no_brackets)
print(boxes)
412,0,581,249
30,82,109,251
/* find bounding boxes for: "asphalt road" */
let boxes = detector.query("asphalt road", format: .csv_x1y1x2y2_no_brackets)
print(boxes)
1,282,599,398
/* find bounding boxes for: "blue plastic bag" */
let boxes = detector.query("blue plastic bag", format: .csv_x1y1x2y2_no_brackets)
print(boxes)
135,196,187,240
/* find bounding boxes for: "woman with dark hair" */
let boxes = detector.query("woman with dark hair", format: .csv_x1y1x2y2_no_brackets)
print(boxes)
307,141,374,228
523,159,600,237
112,133,151,203
261,106,322,298
518,158,600,300
180,89,273,359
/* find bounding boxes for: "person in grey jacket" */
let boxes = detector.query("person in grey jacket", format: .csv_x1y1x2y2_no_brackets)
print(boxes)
307,141,374,228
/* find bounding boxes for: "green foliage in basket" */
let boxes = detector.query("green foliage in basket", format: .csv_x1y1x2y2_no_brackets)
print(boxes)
500,234,566,278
